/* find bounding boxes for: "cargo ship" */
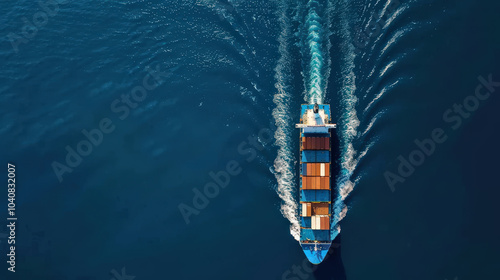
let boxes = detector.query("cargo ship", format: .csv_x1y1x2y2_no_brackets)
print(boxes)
296,103,336,264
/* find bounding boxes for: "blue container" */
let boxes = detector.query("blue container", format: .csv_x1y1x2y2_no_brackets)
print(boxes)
301,190,316,202
301,151,316,162
316,190,330,202
301,217,311,228
301,190,330,202
301,163,307,175
316,151,330,162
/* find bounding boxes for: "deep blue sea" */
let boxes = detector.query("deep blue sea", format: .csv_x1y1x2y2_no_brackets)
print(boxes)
1,0,500,279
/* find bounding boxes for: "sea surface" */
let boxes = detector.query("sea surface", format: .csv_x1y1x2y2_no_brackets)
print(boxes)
1,0,500,279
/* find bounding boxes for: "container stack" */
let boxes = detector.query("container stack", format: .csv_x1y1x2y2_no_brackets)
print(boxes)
299,133,331,241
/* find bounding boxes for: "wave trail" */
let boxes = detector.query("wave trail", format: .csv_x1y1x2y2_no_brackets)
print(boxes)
272,0,300,241
330,0,360,240
306,0,325,104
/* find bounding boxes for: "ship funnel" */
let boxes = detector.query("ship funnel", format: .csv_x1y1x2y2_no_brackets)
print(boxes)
313,103,319,113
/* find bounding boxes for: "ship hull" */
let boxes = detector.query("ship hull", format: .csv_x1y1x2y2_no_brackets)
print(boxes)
296,104,336,264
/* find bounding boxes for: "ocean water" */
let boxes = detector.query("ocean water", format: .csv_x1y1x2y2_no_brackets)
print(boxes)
1,0,500,279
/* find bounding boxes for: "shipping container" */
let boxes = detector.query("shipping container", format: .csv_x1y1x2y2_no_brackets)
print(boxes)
316,190,330,202
316,151,330,162
301,202,312,216
301,151,315,162
324,217,330,230
301,190,314,201
304,177,321,190
301,190,330,202
312,203,329,215
312,216,321,230
303,137,330,150
301,217,311,228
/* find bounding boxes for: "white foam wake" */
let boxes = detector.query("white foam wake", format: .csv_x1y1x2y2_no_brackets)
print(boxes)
272,0,300,241
330,0,361,239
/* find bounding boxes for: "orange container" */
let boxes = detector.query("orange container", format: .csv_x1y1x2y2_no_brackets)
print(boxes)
312,203,329,215
324,217,330,230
